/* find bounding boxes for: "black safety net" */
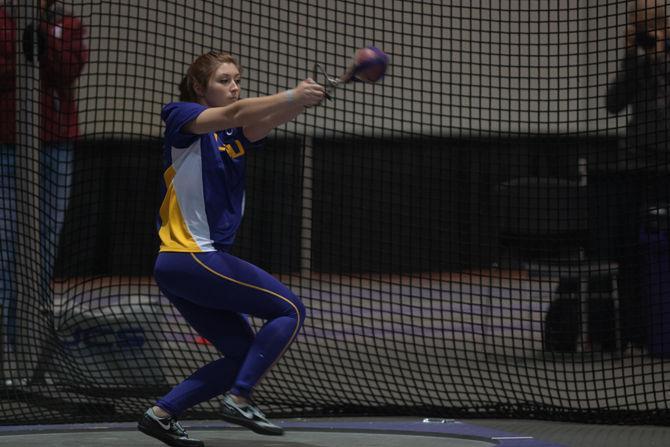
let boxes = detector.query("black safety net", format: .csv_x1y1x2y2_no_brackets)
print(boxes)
1,0,669,425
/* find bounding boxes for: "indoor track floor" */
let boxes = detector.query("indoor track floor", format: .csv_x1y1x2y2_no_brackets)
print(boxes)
1,417,669,447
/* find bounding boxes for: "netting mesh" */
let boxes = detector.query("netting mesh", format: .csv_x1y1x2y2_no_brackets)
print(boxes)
2,0,670,425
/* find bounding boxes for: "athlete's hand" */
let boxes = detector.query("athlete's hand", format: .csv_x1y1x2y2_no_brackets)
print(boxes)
294,78,326,107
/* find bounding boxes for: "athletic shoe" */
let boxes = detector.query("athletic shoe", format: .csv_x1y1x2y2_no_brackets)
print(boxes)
137,408,204,447
220,393,284,435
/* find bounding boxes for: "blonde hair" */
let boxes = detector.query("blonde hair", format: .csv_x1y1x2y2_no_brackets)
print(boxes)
178,51,241,102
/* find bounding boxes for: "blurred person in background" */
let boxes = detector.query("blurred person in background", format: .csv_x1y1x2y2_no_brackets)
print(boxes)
0,0,87,353
604,0,670,353
607,0,670,165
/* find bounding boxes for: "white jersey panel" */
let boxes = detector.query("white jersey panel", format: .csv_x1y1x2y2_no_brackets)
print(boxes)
170,141,215,251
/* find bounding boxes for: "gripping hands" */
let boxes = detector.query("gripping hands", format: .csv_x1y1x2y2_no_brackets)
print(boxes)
292,78,326,107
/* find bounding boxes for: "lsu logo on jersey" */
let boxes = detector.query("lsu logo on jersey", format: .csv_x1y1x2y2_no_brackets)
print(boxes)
219,140,245,159
214,132,246,159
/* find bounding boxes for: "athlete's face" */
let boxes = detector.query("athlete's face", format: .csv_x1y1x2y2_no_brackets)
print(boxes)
202,62,241,107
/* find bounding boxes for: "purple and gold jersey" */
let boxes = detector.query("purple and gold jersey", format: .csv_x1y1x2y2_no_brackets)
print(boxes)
157,102,264,252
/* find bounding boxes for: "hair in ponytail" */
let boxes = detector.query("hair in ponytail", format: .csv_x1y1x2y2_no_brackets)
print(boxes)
178,76,195,102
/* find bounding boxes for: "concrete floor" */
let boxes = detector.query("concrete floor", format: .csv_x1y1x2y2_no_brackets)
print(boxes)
0,418,553,447
3,416,670,447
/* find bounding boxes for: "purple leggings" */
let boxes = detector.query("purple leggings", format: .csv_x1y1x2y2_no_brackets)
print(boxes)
153,251,305,416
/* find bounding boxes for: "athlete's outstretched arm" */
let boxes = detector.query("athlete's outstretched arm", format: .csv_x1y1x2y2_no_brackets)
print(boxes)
184,79,324,135
243,79,319,142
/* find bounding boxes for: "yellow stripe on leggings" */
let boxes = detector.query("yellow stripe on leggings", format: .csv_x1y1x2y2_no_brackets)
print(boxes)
189,253,302,379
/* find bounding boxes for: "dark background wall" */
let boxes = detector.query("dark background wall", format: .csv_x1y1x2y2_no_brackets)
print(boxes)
55,135,626,277
54,136,305,277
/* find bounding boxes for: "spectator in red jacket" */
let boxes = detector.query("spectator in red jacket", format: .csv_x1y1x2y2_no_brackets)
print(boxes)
0,0,88,352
